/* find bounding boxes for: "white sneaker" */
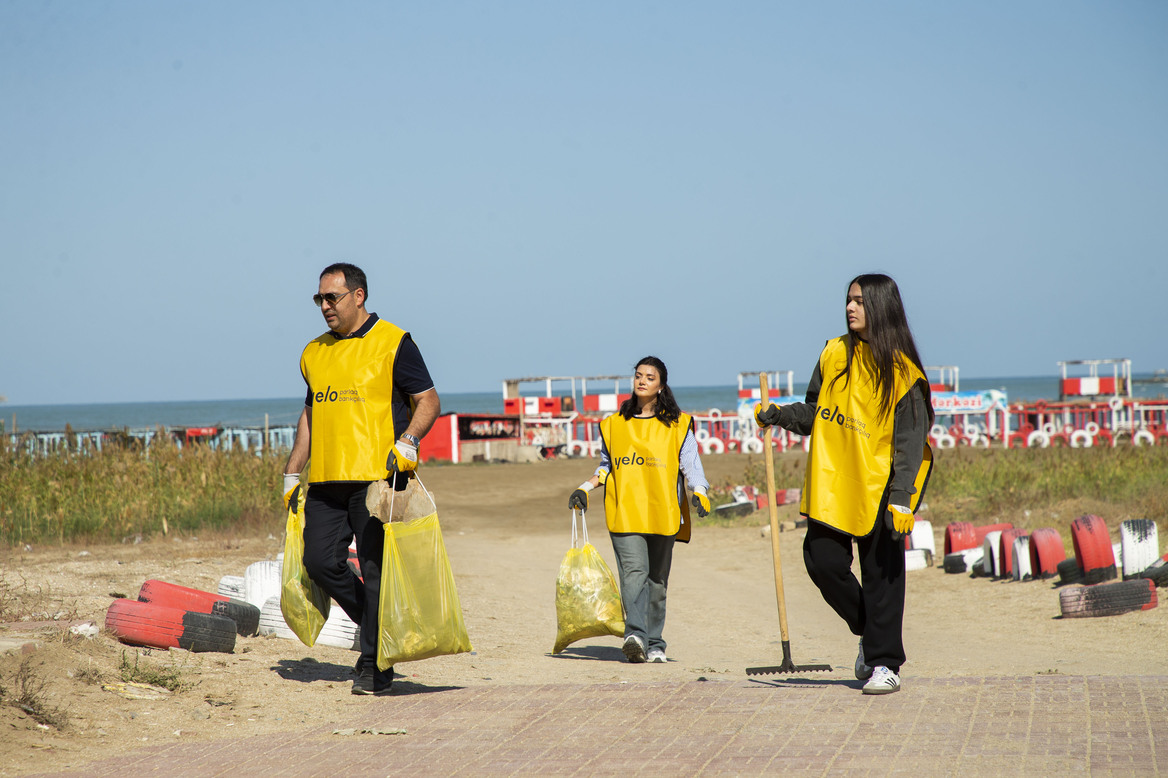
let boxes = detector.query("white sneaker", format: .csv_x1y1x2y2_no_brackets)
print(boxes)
854,638,872,680
862,665,901,695
647,648,667,663
622,635,646,663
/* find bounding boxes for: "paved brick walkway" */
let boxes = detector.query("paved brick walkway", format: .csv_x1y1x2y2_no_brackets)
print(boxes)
31,675,1168,776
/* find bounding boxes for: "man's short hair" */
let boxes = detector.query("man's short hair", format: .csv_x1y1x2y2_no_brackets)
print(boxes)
321,262,368,301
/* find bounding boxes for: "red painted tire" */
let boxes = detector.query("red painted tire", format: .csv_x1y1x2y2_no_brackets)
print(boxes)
137,579,260,637
1028,528,1067,579
106,599,237,653
1058,579,1158,619
1072,515,1117,585
973,522,1014,544
944,522,977,555
998,529,1029,579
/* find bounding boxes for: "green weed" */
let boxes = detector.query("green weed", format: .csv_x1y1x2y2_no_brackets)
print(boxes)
118,650,192,692
4,657,69,729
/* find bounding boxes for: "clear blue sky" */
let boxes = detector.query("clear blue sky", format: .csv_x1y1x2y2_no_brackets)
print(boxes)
2,2,1165,405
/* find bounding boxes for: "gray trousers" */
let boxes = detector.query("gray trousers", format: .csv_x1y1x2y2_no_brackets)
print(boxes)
610,532,675,653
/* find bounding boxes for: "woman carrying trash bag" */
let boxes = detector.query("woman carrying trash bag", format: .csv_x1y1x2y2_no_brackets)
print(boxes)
755,274,933,695
568,356,710,664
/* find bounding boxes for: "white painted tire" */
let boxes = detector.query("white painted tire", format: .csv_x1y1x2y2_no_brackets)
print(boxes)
961,546,985,572
567,440,587,456
1011,536,1032,581
258,595,297,640
982,531,1003,577
1069,429,1093,448
742,437,764,454
217,575,246,599
909,520,935,556
935,434,956,449
695,428,710,442
1027,430,1051,448
316,603,360,650
1133,430,1155,447
708,408,722,418
905,548,930,571
963,423,980,439
244,560,283,610
1042,423,1058,436
1121,520,1159,579
700,437,725,455
930,424,947,439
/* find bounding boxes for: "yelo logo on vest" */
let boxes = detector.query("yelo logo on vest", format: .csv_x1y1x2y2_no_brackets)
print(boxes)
613,454,667,470
313,385,366,404
818,404,872,440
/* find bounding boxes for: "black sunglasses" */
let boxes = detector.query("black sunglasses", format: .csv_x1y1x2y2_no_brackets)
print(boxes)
313,290,351,307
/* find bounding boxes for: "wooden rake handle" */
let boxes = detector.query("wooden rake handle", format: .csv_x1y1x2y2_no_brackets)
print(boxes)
760,374,791,644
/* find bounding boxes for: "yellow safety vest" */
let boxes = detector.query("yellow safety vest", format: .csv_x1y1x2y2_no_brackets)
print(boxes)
299,319,407,484
599,412,693,540
799,337,933,536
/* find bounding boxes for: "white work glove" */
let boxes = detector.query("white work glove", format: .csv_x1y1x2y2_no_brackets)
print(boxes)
283,473,301,512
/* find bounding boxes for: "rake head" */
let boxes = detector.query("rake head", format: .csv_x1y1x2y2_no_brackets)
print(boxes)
746,641,832,676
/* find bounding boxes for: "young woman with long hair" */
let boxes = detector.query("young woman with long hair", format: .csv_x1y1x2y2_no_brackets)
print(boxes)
755,274,934,694
568,356,710,664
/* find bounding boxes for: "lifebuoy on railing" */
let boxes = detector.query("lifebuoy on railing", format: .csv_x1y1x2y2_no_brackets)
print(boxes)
1109,396,1124,412
1085,422,1100,436
1132,429,1156,447
1042,423,1058,436
1027,430,1051,448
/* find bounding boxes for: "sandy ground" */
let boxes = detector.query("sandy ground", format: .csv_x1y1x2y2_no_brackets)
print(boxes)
2,453,1166,776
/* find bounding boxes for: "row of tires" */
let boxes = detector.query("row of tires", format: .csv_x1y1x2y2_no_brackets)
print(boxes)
105,579,261,653
106,545,365,654
939,516,1165,619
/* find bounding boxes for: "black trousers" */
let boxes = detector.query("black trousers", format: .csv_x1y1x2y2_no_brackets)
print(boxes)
302,482,384,665
802,518,906,673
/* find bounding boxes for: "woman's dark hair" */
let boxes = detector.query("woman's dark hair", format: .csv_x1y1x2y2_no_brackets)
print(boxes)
619,356,682,425
830,273,933,422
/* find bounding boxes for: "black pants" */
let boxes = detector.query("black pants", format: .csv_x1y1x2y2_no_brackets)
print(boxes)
802,518,906,673
302,482,384,666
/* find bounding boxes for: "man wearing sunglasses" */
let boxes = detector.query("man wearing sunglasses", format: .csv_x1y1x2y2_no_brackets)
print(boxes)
282,262,440,696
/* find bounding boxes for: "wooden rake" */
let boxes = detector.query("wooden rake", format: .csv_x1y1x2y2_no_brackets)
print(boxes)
746,374,832,677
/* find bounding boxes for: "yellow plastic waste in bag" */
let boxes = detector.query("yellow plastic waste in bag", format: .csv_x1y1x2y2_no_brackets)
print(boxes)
377,477,471,669
280,498,331,647
553,509,624,654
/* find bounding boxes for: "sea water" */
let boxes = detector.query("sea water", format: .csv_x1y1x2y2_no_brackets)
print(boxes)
3,376,1166,434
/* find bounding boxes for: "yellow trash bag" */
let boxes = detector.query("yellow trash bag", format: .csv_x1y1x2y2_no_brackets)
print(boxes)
553,509,625,654
280,497,331,647
377,477,471,669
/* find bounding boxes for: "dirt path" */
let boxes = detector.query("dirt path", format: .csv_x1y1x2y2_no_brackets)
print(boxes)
2,455,1165,776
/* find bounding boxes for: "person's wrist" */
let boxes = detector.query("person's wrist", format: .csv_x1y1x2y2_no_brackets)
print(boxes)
578,481,595,493
400,433,420,447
